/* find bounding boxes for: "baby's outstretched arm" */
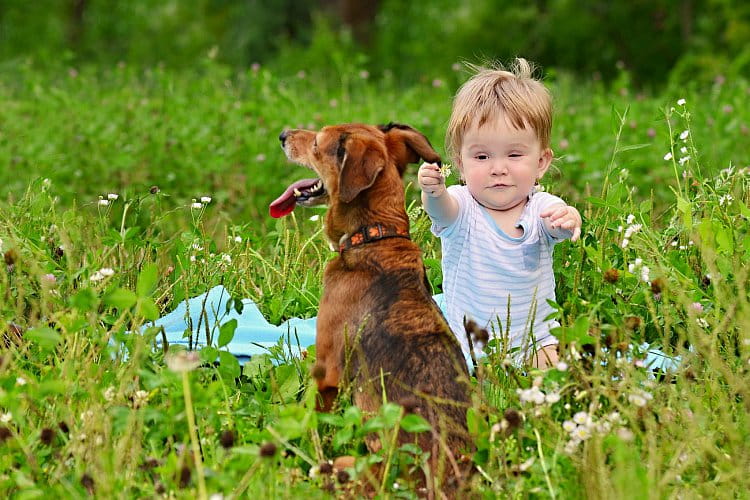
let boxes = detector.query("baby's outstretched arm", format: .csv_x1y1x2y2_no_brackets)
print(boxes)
540,203,582,242
418,162,458,228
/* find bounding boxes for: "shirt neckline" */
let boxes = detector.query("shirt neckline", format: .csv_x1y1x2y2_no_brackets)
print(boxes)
474,195,531,243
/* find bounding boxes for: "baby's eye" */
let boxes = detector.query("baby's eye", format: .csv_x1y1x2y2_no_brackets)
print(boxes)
475,154,489,160
509,153,523,158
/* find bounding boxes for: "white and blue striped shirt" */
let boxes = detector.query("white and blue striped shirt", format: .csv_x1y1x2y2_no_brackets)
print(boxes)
431,185,568,362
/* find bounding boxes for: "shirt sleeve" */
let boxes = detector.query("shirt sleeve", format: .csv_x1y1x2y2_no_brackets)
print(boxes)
430,185,469,239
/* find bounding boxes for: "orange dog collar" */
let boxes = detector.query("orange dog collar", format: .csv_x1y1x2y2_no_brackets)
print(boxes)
339,224,410,253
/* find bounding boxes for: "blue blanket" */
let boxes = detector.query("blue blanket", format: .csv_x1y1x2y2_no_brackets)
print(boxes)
151,285,680,372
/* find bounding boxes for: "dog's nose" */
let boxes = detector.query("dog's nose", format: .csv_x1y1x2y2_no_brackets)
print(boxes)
279,130,289,145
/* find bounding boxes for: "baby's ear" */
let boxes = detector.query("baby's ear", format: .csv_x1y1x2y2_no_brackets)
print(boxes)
537,148,553,177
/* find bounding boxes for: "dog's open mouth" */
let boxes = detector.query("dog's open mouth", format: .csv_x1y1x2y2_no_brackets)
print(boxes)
269,178,327,218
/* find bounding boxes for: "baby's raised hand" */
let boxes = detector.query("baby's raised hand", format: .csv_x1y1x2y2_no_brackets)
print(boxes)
541,204,582,242
418,162,448,198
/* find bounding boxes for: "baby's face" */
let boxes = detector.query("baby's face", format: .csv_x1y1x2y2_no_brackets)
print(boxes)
458,114,551,213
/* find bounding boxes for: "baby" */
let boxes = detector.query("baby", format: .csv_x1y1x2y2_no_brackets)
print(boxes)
418,59,581,369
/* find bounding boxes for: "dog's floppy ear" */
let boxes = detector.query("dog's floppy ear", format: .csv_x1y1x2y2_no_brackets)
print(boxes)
381,123,442,174
339,135,386,203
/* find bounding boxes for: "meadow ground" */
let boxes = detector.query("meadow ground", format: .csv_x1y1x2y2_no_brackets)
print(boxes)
0,61,749,498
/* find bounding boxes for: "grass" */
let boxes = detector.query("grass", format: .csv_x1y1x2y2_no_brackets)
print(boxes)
0,59,749,498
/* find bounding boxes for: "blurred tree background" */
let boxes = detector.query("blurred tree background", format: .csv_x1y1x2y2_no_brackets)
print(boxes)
1,0,749,87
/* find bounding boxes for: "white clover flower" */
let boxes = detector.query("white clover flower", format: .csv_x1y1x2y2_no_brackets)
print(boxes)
671,241,678,247
90,267,115,282
556,361,568,371
678,156,691,165
166,351,201,372
309,214,320,222
664,152,673,161
438,163,453,178
573,411,589,425
221,254,232,264
103,386,116,402
640,266,650,283
545,392,561,404
233,236,242,243
617,225,623,233
679,130,689,141
107,193,119,200
0,413,11,424
191,202,203,209
98,199,110,206
572,425,591,440
607,411,621,423
16,377,27,386
719,194,734,206
697,318,710,328
628,390,652,407
680,146,688,154
532,390,546,405
563,420,576,433
564,438,580,454
677,98,686,106
132,390,150,408
200,196,212,204
596,421,612,434
626,214,636,224
621,238,630,249
189,255,197,262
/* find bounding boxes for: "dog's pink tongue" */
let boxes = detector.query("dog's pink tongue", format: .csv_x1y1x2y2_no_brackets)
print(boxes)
269,178,319,218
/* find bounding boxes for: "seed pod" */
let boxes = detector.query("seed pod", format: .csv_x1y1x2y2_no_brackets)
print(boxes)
259,441,277,458
80,474,95,494
219,429,235,449
503,408,522,432
603,268,619,284
40,428,55,445
336,469,350,484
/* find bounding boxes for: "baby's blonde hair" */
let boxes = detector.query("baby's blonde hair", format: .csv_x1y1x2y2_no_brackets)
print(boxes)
446,58,552,166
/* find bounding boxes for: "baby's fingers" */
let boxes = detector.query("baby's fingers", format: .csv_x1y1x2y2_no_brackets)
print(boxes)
540,206,565,219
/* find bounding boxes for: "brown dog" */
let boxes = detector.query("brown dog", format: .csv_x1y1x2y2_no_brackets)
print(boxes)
272,123,473,494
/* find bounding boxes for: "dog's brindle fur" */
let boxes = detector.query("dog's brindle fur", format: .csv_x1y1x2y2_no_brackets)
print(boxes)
280,123,472,494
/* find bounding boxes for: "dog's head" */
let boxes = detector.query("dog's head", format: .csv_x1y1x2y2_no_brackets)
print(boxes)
271,123,441,240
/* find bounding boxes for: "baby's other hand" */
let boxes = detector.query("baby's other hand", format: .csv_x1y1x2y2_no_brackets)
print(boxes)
418,162,447,198
541,204,582,242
